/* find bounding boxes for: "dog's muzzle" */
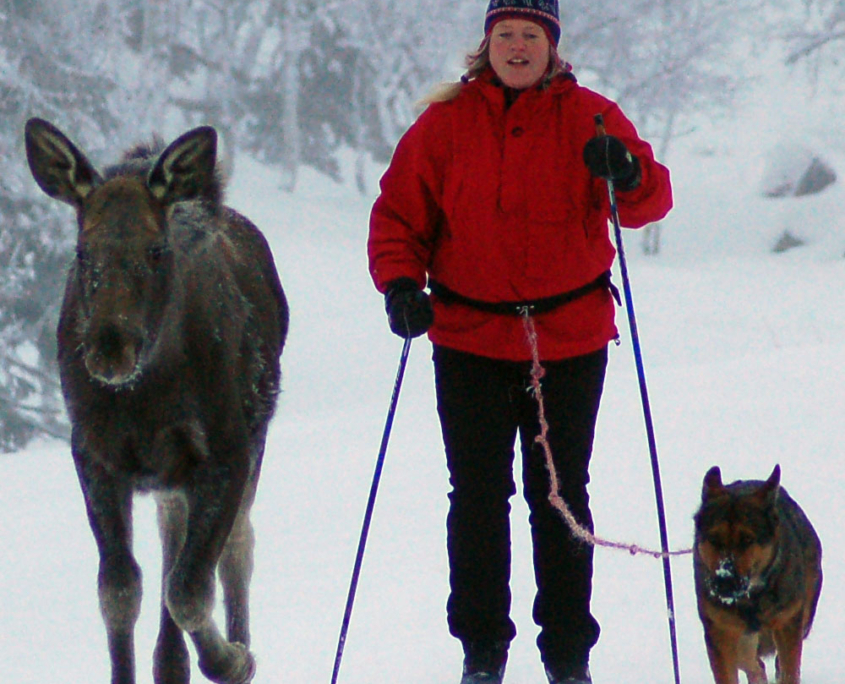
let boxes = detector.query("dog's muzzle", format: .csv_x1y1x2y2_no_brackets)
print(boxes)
706,558,751,605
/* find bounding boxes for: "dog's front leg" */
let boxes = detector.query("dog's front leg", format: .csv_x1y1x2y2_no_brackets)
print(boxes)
772,615,805,684
702,615,743,684
736,632,767,684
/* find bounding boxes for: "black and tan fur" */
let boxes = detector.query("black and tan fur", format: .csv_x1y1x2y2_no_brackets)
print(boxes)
25,118,288,684
693,465,822,684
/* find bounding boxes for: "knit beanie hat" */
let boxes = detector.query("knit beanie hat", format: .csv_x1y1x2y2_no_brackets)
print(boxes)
484,0,561,46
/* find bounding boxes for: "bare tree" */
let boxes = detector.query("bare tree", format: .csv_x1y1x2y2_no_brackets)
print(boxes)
784,0,845,84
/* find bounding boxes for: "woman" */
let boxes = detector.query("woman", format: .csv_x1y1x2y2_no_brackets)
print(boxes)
367,1,672,682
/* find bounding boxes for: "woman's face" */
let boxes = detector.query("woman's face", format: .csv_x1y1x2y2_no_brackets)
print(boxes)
488,18,551,90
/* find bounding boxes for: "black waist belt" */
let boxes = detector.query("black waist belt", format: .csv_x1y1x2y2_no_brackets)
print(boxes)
428,270,620,317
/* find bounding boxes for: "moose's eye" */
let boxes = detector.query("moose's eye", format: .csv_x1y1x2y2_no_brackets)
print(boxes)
147,243,168,265
75,248,100,293
76,247,90,269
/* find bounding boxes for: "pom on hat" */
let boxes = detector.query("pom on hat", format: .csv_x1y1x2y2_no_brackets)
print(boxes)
484,0,561,46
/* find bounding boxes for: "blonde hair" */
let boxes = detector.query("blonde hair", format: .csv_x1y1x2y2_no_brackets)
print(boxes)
417,36,569,108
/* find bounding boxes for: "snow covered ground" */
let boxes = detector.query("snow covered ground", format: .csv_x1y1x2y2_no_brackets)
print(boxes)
1,70,843,684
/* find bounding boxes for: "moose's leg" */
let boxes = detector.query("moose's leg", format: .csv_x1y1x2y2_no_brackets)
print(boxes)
218,474,258,646
165,460,255,684
73,451,141,684
192,622,256,684
153,493,190,684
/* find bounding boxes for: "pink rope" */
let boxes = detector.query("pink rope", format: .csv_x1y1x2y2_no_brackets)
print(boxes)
521,311,692,559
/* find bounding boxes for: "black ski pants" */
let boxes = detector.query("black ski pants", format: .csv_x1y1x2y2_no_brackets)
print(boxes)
432,343,607,674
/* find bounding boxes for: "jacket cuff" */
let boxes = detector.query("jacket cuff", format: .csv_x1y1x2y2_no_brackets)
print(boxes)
385,277,421,296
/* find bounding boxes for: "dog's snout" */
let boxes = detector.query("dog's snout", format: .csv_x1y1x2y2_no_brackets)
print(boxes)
715,557,736,576
708,558,750,603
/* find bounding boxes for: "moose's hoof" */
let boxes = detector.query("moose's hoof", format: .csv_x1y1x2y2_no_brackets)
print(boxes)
199,642,256,684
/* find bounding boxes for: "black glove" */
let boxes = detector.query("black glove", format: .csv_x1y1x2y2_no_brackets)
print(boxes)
583,135,641,190
384,277,433,339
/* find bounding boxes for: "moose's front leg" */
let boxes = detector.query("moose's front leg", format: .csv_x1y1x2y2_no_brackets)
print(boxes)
153,493,190,684
73,449,142,684
164,463,245,632
165,458,255,684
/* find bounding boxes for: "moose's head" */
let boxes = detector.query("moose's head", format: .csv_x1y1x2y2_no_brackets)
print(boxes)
25,118,220,387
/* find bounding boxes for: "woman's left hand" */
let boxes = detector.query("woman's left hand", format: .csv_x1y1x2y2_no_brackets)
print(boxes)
583,135,639,185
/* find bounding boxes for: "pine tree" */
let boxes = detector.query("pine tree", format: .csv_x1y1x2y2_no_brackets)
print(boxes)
0,0,121,449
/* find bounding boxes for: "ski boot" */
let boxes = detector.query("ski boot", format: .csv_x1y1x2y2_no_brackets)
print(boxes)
460,641,508,684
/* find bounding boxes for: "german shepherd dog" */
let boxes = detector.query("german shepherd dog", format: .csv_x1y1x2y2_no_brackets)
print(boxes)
693,465,822,684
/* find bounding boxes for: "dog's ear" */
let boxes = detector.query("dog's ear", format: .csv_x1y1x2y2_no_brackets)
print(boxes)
756,464,781,506
702,466,725,500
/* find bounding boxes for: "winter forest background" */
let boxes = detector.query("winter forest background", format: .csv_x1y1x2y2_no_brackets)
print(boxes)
0,0,843,450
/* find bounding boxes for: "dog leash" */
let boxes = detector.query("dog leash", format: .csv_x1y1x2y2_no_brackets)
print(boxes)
521,112,685,684
521,311,692,559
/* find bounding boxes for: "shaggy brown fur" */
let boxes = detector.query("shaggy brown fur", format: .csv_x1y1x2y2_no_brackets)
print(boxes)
25,118,288,684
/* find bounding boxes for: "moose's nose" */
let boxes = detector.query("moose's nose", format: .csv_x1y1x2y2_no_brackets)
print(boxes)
85,324,141,386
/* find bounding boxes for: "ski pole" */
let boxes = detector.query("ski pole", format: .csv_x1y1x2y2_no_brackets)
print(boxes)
330,335,412,684
594,113,682,684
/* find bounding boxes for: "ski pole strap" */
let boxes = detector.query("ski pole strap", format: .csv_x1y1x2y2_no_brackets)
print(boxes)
429,270,620,316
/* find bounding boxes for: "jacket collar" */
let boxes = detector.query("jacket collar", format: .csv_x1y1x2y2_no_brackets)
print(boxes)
472,66,576,106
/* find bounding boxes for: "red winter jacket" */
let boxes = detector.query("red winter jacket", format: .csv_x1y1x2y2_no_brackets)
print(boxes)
368,69,672,361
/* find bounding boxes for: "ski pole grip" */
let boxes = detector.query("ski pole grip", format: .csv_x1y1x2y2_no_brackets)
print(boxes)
594,113,606,137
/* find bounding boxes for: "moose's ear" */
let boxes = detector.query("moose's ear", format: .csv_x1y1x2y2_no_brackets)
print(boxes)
148,126,217,205
25,118,101,207
702,466,725,501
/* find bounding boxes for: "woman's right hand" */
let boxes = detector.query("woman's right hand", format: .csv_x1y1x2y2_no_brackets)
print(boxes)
384,278,433,339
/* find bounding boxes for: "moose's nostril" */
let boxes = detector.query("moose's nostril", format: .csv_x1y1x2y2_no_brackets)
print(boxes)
97,326,124,357
85,325,141,386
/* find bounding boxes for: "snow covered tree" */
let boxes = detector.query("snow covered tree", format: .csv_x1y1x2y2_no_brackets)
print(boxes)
784,0,845,83
242,1,346,187
0,0,816,450
0,0,123,448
